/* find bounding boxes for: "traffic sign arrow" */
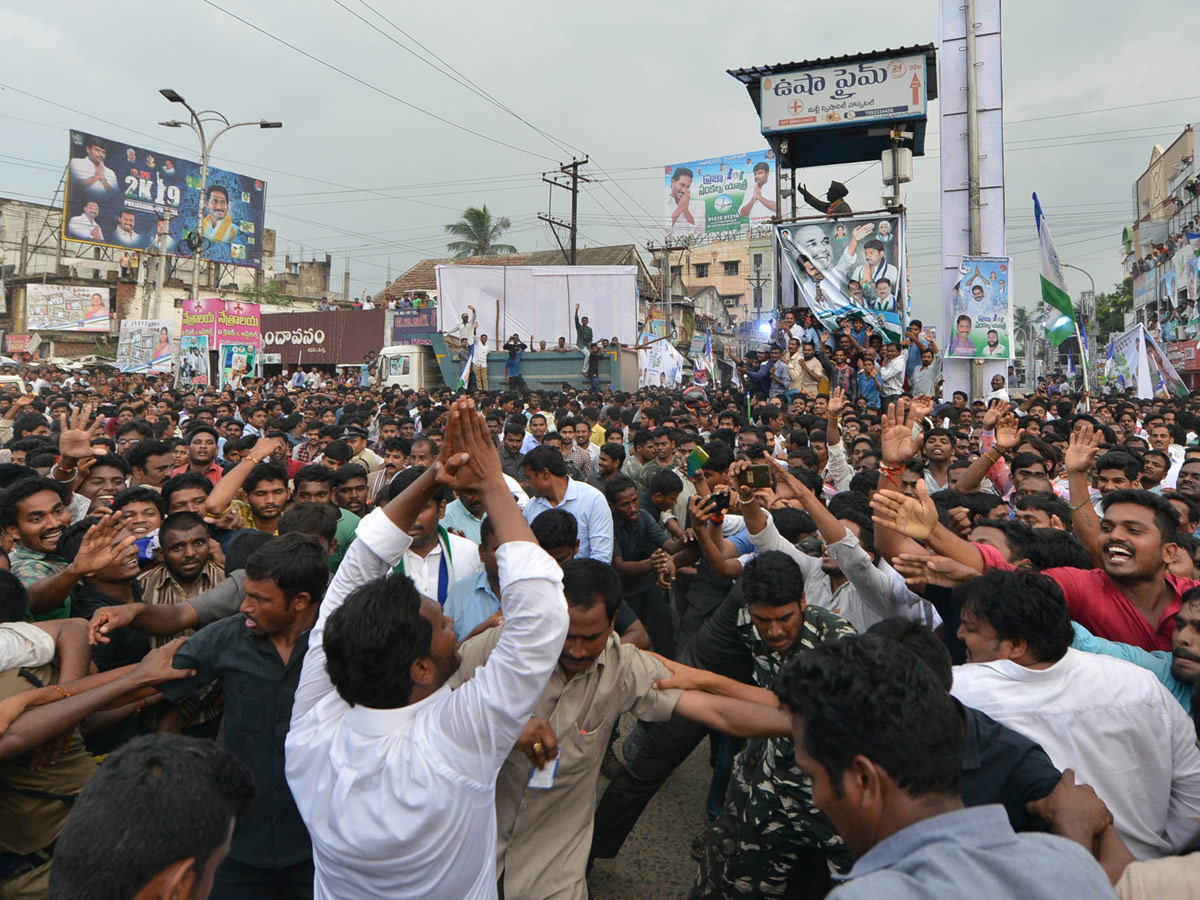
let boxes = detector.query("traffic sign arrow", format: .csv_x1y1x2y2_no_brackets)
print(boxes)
910,72,922,106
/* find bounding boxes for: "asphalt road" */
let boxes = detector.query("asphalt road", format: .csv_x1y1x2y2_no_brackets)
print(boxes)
587,723,712,900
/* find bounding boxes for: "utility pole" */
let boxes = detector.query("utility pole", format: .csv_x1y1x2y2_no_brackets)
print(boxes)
539,158,590,264
645,238,689,338
147,208,173,319
964,0,985,398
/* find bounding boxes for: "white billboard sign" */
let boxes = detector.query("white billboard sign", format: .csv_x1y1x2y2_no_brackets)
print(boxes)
760,54,927,134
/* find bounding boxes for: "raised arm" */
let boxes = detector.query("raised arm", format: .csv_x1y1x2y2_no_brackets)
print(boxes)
873,397,933,564
204,436,282,517
956,402,1020,495
871,479,986,573
1064,422,1104,567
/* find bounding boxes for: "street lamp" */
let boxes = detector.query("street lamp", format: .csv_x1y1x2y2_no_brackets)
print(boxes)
159,89,281,301
1061,261,1096,390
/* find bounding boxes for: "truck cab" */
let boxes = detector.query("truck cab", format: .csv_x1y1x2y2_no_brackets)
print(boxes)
377,344,444,391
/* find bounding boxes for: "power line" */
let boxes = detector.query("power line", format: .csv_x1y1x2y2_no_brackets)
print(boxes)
199,0,558,162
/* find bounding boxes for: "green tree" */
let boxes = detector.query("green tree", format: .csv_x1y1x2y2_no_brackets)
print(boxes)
1094,277,1133,340
445,205,517,258
241,280,293,307
1012,305,1033,356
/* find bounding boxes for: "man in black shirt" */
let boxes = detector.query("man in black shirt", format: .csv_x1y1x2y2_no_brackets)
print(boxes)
157,534,329,899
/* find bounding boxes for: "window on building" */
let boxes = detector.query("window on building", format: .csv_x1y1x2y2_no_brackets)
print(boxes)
753,253,763,268
670,266,682,277
694,263,710,279
723,261,740,276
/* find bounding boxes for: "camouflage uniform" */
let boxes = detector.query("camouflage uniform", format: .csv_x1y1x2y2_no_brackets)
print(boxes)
690,605,856,900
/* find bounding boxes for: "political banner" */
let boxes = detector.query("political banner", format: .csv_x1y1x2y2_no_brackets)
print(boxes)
24,284,112,333
664,150,776,240
219,343,259,388
63,130,266,267
180,299,262,349
178,336,211,388
1103,324,1186,398
637,332,683,388
116,319,172,373
946,256,1012,359
777,215,906,342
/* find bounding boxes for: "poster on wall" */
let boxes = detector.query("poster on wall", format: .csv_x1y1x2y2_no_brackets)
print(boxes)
116,319,172,373
178,335,211,388
946,256,1012,359
25,284,112,332
777,215,906,341
180,298,262,348
219,342,258,388
637,332,683,388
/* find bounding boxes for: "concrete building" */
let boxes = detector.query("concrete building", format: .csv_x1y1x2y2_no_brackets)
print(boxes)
0,193,326,359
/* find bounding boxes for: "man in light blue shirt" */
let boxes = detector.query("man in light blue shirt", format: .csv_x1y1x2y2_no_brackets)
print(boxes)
521,445,613,563
443,518,501,641
442,492,485,544
775,635,1117,900
1072,620,1196,711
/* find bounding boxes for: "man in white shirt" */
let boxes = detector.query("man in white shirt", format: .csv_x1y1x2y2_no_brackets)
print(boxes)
471,330,490,392
69,138,117,198
950,568,1200,860
445,305,476,359
387,466,481,604
286,398,569,900
665,166,705,238
67,201,104,241
113,211,141,247
878,341,906,396
738,161,777,220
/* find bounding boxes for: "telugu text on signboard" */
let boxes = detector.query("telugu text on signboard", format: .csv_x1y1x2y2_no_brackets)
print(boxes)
760,55,927,135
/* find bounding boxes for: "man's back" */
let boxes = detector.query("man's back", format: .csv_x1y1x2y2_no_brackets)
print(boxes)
831,805,1115,899
951,648,1200,859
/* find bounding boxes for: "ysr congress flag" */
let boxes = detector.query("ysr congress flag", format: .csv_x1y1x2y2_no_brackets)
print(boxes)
1033,193,1075,346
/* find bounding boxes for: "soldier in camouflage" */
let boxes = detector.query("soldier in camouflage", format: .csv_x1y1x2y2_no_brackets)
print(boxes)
690,551,857,900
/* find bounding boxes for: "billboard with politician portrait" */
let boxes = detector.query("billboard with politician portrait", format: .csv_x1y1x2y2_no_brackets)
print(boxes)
946,256,1012,359
63,130,266,267
25,284,112,332
777,214,907,342
664,150,776,240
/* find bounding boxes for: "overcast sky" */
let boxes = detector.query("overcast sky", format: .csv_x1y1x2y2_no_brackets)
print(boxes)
3,0,1196,323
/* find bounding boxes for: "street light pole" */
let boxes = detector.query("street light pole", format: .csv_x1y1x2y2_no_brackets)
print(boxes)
159,89,281,302
1061,261,1095,392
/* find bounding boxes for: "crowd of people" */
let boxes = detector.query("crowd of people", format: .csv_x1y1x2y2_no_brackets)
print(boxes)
2,309,1200,900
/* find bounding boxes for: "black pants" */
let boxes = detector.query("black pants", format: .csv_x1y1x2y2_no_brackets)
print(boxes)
624,588,674,659
211,857,313,900
591,709,711,859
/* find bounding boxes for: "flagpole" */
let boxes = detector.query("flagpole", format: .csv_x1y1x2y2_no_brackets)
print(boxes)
1072,319,1090,394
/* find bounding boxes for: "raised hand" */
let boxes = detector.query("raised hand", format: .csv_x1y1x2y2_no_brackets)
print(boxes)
871,479,938,541
981,398,1010,431
851,222,875,241
880,400,924,465
827,386,848,419
57,403,98,460
994,412,1024,453
248,435,285,464
433,397,500,492
70,513,136,578
909,394,935,423
1065,422,1103,475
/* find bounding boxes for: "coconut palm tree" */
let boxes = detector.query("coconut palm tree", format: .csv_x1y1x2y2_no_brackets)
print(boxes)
1012,306,1033,356
445,206,517,258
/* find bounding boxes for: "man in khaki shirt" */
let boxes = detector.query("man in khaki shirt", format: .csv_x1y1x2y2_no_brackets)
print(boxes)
792,339,826,397
452,558,790,900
